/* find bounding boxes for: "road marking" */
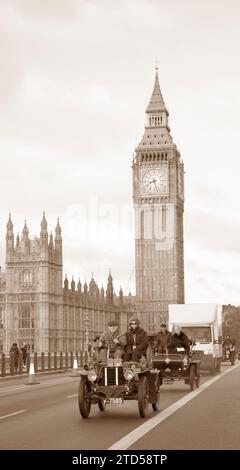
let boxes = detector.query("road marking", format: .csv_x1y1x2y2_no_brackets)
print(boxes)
0,376,72,396
67,394,78,399
0,385,26,394
42,376,75,385
0,410,26,420
109,363,240,450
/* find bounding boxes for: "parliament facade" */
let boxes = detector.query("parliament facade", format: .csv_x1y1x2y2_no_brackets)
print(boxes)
0,214,135,353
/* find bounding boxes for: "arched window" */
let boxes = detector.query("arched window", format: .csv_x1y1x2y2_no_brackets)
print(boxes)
19,304,35,329
23,271,32,286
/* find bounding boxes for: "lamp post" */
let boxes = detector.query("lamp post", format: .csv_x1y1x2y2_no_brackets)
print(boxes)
148,315,156,333
84,311,90,355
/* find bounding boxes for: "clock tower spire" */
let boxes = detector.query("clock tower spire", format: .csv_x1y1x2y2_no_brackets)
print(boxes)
133,69,185,331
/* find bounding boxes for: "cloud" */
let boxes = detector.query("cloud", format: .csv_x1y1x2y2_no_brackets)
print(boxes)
186,210,240,254
185,257,240,305
1,0,240,305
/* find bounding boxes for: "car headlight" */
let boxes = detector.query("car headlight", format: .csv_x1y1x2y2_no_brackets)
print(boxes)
87,370,97,382
182,355,189,366
124,369,134,381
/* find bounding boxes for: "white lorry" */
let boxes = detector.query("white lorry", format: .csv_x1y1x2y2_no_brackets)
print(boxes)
168,304,223,374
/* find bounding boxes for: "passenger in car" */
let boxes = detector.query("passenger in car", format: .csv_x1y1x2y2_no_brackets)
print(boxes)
124,318,148,362
167,325,190,353
155,322,172,353
98,320,126,362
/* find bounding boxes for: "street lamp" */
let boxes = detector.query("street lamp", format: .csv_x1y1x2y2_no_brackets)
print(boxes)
148,315,156,333
84,311,90,355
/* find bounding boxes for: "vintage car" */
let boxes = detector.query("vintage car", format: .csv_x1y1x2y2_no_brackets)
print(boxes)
151,350,201,390
78,356,160,419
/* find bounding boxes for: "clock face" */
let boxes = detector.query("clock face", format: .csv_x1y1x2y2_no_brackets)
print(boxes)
142,168,167,195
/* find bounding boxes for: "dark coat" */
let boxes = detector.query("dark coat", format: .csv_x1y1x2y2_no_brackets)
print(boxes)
155,331,172,353
21,346,27,361
167,332,190,353
126,327,148,357
98,329,126,353
9,345,19,368
223,338,236,348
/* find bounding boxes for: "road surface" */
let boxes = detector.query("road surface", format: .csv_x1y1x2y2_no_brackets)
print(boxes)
0,364,239,450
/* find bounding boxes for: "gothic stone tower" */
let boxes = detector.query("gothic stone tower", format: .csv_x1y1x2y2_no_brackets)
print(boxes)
5,213,63,352
132,69,185,332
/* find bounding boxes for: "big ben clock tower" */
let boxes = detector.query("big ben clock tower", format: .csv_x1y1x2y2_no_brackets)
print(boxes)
133,68,185,332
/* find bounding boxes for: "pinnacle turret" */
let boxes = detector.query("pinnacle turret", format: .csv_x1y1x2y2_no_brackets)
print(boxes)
64,274,69,290
55,218,62,238
41,212,48,232
49,232,54,252
22,220,29,239
106,269,114,304
7,213,13,231
6,214,14,258
71,276,75,292
40,212,48,254
77,278,82,293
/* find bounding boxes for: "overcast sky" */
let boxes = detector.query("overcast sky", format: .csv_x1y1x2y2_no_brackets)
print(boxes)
1,0,240,304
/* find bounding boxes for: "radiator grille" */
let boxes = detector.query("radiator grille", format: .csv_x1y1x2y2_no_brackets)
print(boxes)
99,367,125,386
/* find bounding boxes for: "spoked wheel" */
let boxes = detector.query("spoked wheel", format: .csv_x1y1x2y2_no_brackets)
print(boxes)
189,365,196,391
138,375,149,418
78,376,91,419
98,399,106,412
152,376,160,411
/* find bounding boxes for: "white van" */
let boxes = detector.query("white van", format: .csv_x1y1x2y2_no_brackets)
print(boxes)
168,304,223,374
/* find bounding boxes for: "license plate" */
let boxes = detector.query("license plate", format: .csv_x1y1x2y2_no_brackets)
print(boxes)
106,397,124,405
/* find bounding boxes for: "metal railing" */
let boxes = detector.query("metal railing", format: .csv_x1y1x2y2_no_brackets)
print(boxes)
0,351,88,377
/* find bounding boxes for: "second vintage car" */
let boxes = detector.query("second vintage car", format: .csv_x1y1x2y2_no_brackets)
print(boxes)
151,350,202,390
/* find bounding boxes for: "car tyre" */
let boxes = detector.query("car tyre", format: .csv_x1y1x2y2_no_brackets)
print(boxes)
196,370,200,388
98,399,106,411
78,376,91,419
138,375,149,418
189,365,196,391
152,376,160,411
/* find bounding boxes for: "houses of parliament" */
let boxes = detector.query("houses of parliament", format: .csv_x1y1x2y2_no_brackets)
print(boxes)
0,70,185,353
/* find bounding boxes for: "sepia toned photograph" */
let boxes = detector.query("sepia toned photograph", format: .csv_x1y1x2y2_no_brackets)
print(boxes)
0,0,240,463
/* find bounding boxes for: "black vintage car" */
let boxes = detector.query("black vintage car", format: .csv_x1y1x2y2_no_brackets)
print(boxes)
151,350,201,390
78,356,160,419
